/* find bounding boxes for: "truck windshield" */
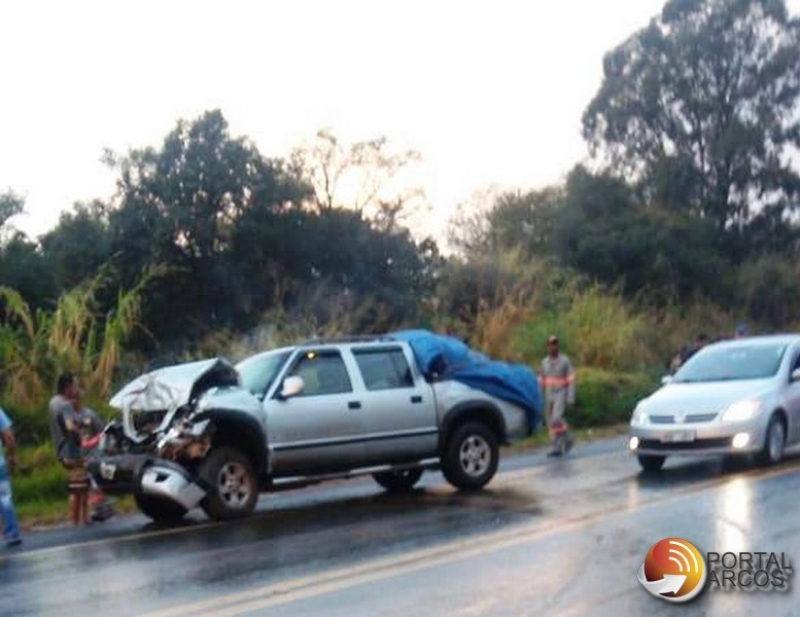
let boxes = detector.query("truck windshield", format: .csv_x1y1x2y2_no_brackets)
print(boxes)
236,350,292,397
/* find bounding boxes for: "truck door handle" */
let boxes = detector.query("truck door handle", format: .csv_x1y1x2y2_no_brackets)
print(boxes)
348,401,361,409
411,395,422,404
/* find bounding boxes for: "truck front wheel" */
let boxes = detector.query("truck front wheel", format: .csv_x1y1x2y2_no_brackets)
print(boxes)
442,422,499,491
199,447,258,521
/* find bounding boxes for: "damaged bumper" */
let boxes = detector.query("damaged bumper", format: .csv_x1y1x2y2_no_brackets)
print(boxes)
87,455,207,511
86,454,148,494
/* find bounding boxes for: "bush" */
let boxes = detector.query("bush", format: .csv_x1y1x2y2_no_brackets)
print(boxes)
569,368,657,428
14,444,68,505
3,402,50,446
513,284,657,372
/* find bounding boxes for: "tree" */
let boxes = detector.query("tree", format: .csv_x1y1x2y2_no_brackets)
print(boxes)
0,191,55,308
0,190,24,242
553,166,726,300
583,0,800,238
291,128,426,230
0,233,55,311
105,109,310,343
486,187,563,258
39,201,112,292
446,186,503,259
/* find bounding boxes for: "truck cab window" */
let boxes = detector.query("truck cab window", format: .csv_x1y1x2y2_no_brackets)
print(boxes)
353,348,414,390
290,351,352,396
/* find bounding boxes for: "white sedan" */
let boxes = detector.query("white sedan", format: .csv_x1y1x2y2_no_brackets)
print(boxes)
628,334,800,471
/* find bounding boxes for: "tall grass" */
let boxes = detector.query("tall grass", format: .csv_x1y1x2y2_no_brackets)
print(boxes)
0,267,155,444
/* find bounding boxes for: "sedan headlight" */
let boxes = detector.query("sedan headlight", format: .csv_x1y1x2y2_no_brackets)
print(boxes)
721,399,762,422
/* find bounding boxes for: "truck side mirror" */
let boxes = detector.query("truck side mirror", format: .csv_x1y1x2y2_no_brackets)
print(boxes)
279,376,304,399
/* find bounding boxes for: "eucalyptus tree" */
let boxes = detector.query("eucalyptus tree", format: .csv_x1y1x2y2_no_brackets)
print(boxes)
583,0,800,256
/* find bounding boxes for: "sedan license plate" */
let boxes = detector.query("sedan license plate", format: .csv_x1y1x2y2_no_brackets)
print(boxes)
663,430,695,443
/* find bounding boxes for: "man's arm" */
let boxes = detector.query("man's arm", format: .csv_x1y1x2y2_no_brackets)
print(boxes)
565,356,576,405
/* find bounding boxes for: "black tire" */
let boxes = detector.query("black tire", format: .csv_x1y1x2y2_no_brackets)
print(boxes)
199,447,258,521
373,469,423,492
442,422,499,491
637,455,666,472
757,414,786,466
134,491,188,523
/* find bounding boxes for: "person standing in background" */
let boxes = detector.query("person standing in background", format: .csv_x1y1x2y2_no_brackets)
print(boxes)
0,406,22,546
539,335,576,457
48,372,91,526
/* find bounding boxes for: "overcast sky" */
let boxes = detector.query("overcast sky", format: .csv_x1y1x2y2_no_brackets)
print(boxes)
2,0,798,242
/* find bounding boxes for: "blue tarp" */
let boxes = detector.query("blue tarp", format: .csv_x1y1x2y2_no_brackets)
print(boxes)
390,329,541,431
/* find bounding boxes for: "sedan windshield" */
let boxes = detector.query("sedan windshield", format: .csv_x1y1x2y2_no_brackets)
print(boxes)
673,343,787,383
236,350,291,396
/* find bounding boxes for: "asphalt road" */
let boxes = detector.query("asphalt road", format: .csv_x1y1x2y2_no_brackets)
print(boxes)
1,438,798,617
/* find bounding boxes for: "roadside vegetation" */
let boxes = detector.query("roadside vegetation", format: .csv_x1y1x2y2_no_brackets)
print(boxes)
2,0,799,525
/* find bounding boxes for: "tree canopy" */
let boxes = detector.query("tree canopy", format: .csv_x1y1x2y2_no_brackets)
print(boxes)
583,0,800,242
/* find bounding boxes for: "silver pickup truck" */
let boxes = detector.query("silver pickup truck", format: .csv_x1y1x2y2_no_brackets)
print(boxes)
88,334,537,522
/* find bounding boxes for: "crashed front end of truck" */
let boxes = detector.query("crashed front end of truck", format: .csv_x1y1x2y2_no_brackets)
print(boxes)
87,358,242,513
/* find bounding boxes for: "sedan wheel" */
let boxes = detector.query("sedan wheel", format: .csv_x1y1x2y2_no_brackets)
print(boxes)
757,416,785,466
637,455,666,473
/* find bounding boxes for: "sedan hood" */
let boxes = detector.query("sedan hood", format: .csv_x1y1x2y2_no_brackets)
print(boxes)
639,379,773,414
110,357,240,413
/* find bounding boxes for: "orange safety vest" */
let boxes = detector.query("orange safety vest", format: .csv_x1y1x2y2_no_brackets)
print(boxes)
539,354,575,402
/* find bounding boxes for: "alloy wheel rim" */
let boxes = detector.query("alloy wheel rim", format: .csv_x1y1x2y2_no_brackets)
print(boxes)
218,462,252,508
459,435,490,477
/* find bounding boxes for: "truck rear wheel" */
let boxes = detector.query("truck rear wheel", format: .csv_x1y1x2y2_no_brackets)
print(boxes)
442,422,498,491
199,447,258,521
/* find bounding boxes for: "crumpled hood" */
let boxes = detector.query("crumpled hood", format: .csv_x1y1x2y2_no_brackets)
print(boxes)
110,357,240,413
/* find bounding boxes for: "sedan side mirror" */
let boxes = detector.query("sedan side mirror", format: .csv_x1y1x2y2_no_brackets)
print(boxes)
661,375,674,386
791,368,800,382
279,375,304,399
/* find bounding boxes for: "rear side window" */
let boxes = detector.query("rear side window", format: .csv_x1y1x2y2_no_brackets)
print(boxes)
353,348,414,390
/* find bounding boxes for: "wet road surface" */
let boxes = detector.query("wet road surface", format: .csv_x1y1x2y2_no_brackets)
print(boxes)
1,438,798,616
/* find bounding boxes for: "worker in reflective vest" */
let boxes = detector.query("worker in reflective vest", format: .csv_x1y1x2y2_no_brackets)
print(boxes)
539,334,575,456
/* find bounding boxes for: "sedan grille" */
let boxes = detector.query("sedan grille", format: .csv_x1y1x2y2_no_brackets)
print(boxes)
648,413,718,424
650,415,674,424
686,413,718,423
639,437,732,451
